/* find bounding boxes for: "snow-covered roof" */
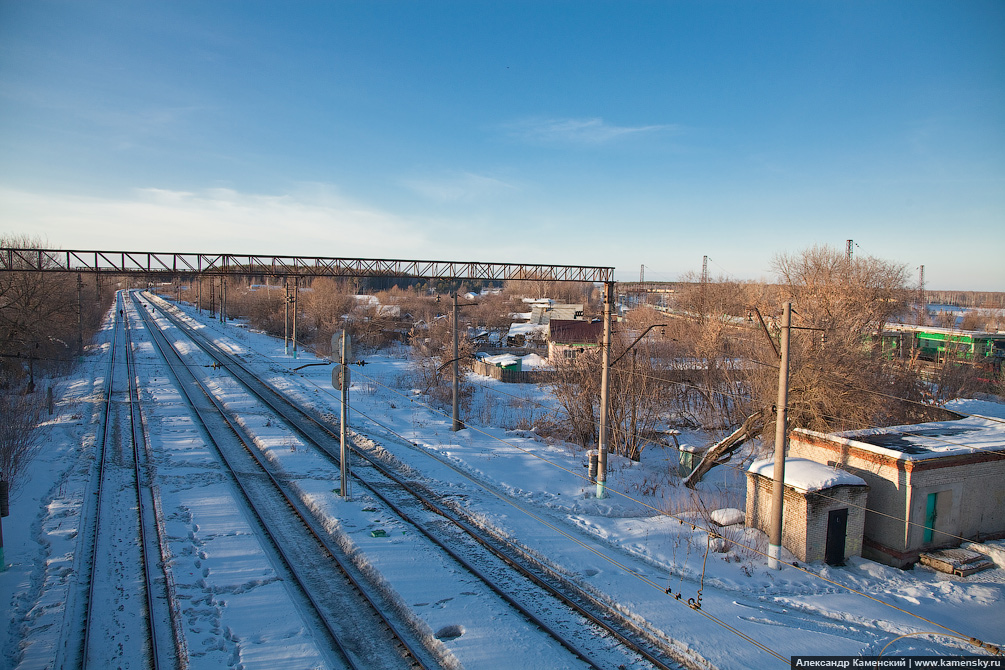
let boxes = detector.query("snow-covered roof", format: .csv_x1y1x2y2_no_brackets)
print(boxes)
799,415,1005,462
483,353,521,367
507,323,548,338
748,458,867,492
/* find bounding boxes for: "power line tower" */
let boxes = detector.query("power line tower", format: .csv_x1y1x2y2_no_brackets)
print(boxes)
700,255,709,322
846,239,854,260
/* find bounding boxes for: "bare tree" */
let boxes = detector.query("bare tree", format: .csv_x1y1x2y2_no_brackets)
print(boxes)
749,245,939,434
548,319,681,460
1,236,111,388
0,392,44,492
549,347,601,450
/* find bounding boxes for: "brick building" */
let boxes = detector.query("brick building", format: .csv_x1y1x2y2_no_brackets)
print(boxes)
788,415,1005,567
746,458,869,565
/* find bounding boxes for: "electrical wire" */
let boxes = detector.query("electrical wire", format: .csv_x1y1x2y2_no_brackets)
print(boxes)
151,293,1004,657
147,296,794,664
472,365,999,548
344,367,1002,657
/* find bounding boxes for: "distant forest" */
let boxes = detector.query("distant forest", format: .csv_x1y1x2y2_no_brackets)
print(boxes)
922,290,1005,309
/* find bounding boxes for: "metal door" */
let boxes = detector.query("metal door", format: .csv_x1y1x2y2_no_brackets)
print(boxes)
825,508,848,566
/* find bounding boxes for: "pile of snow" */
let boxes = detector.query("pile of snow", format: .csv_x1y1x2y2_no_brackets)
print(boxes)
519,353,549,369
710,508,744,527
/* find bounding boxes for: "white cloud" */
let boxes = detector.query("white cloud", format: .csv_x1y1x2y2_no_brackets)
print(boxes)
401,171,516,203
505,116,676,145
0,185,429,257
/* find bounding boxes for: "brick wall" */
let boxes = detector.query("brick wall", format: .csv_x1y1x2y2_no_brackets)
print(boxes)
746,472,868,563
790,429,1005,566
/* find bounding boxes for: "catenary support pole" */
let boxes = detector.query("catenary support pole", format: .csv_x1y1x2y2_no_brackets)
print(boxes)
596,281,614,498
292,278,299,359
76,272,83,357
284,279,290,355
340,329,350,498
452,292,462,431
768,302,792,570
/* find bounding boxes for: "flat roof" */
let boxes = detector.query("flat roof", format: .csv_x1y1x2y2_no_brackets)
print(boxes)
798,415,1005,461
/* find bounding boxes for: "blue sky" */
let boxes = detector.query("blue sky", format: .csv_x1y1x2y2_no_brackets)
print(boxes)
1,1,1002,289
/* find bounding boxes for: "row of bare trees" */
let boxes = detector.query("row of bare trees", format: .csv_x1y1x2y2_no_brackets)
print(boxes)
549,245,995,473
1,236,118,493
152,246,995,475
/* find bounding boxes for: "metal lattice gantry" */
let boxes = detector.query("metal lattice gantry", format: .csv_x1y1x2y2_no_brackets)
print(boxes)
0,248,614,283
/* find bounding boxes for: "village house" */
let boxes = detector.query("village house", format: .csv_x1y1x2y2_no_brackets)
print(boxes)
547,319,603,363
507,300,585,348
746,458,869,565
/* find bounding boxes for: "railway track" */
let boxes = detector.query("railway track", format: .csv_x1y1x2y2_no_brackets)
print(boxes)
133,291,432,670
64,293,186,670
141,291,689,670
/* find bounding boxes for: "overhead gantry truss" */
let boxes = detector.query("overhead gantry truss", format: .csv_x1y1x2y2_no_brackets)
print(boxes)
0,248,614,283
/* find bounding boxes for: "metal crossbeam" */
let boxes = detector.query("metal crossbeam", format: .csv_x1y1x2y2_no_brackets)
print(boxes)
0,248,613,283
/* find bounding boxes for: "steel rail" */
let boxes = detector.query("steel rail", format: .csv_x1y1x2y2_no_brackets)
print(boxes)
80,293,180,670
134,293,426,670
122,293,188,670
147,293,685,670
76,294,121,670
144,296,607,670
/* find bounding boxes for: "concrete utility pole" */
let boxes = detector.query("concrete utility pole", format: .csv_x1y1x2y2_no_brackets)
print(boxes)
76,272,83,356
768,302,792,570
339,330,351,498
596,281,614,498
284,279,290,355
452,293,463,431
292,278,299,359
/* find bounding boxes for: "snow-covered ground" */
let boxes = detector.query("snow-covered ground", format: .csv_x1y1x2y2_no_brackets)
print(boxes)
3,295,1003,669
